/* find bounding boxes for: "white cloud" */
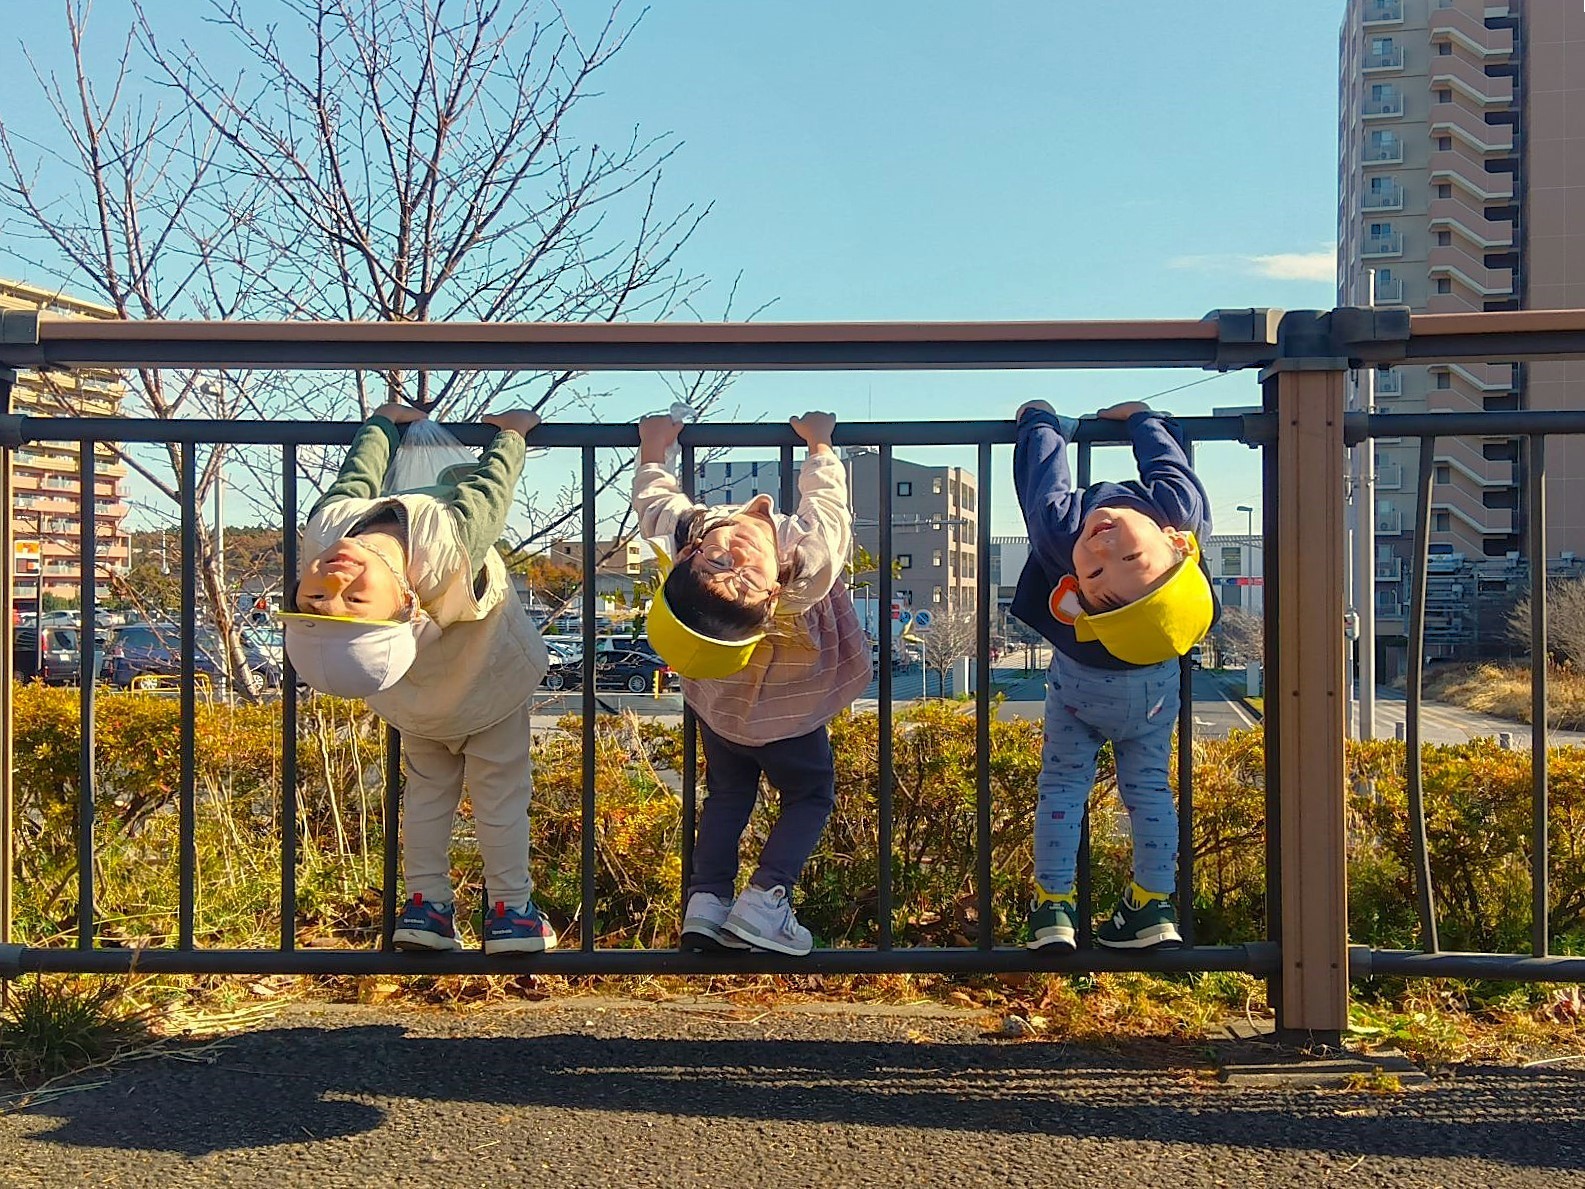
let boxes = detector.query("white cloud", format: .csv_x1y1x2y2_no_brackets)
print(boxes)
1248,250,1336,282
1169,248,1336,283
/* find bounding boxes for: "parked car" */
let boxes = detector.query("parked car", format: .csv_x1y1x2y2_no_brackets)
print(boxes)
103,622,282,690
13,626,98,686
542,647,673,693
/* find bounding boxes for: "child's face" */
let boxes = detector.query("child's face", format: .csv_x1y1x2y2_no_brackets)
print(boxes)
1071,506,1183,611
297,537,410,621
682,495,782,606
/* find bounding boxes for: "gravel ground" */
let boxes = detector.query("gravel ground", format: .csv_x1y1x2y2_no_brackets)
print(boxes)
0,998,1579,1188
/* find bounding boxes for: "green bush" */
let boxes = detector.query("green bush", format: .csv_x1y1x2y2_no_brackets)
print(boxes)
8,683,1583,954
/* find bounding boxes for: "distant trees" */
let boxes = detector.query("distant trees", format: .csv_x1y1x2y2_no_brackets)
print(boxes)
1509,579,1585,666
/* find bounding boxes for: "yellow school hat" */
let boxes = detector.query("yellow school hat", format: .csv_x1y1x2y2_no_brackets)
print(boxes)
1054,534,1214,667
645,543,764,680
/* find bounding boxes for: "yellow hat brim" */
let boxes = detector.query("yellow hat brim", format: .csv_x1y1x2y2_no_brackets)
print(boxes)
1070,535,1212,665
646,589,763,680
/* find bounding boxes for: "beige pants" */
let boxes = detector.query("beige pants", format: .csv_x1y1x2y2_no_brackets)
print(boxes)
398,701,533,909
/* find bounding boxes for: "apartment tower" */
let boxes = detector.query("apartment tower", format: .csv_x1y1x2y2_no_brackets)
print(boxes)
1339,0,1585,659
1,279,131,608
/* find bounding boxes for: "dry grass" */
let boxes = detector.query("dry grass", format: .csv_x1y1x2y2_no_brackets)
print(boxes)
1422,661,1585,730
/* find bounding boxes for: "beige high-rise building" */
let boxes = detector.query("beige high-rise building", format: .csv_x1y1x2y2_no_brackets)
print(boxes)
1,279,131,608
1338,0,1585,643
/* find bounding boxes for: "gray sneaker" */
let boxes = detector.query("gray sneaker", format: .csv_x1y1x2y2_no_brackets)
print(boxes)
681,891,750,952
722,885,813,956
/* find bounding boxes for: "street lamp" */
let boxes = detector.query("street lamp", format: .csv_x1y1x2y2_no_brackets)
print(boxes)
1236,504,1255,538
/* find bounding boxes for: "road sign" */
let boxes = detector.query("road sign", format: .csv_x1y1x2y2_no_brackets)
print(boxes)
896,609,911,627
912,609,933,629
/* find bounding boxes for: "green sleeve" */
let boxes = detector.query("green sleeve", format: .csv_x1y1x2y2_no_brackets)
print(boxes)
448,428,527,570
309,416,401,519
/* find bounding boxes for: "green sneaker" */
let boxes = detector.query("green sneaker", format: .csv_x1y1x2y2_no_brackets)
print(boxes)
1096,893,1182,950
1025,898,1078,952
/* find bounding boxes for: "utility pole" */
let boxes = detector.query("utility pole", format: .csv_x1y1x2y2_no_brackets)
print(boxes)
1354,273,1378,739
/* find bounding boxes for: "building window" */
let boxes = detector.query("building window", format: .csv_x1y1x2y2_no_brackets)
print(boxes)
750,462,759,477
897,553,912,569
1436,136,1452,150
1435,88,1452,103
1436,230,1451,246
932,587,943,605
1436,183,1452,198
1222,546,1242,576
932,550,943,567
1433,512,1450,532
1437,42,1451,55
1434,464,1451,484
931,476,943,495
1436,278,1452,294
897,481,912,497
1436,373,1451,389
725,489,735,503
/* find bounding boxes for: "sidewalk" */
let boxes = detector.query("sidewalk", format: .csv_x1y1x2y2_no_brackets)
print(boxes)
2,999,1578,1187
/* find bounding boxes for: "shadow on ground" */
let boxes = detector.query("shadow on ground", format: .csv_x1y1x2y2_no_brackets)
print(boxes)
13,1024,1582,1170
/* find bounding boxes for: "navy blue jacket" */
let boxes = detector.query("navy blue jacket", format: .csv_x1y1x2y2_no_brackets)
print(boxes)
1010,407,1215,669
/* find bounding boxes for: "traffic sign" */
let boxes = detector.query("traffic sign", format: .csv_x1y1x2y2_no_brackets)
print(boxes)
912,609,933,629
896,609,911,627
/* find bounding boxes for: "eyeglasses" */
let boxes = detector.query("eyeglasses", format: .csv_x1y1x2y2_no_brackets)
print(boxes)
694,543,774,594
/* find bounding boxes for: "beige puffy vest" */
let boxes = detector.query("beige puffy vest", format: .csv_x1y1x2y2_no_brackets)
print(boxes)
303,494,548,739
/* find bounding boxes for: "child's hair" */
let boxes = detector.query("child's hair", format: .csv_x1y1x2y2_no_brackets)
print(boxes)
664,509,801,642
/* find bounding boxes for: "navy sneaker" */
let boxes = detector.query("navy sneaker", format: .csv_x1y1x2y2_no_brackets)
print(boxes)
392,893,462,953
483,900,558,955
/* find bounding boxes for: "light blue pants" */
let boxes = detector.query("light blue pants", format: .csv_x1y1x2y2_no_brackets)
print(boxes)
1035,649,1180,896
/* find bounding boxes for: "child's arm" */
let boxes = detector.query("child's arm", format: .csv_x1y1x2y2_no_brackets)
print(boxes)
1105,403,1212,535
307,402,423,519
780,412,850,604
633,414,702,550
446,410,535,571
1012,401,1084,562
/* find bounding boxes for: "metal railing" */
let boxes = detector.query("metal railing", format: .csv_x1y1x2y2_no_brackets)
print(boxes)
1363,140,1403,164
3,307,1585,1042
1363,232,1404,257
1363,181,1405,211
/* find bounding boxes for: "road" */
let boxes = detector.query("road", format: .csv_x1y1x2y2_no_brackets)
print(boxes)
2,999,1576,1188
526,668,1584,749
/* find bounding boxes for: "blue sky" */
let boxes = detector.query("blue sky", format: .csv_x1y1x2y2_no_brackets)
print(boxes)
2,1,1344,536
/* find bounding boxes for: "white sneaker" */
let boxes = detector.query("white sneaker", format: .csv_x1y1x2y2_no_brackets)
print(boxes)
722,885,813,956
681,891,750,952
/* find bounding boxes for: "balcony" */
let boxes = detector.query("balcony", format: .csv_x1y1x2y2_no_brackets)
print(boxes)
1376,463,1404,490
1363,0,1402,22
1371,276,1404,304
1362,232,1402,258
1362,180,1404,211
1376,510,1403,535
1363,139,1403,164
1374,368,1402,397
1363,47,1404,71
1363,95,1404,118
1375,557,1404,581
